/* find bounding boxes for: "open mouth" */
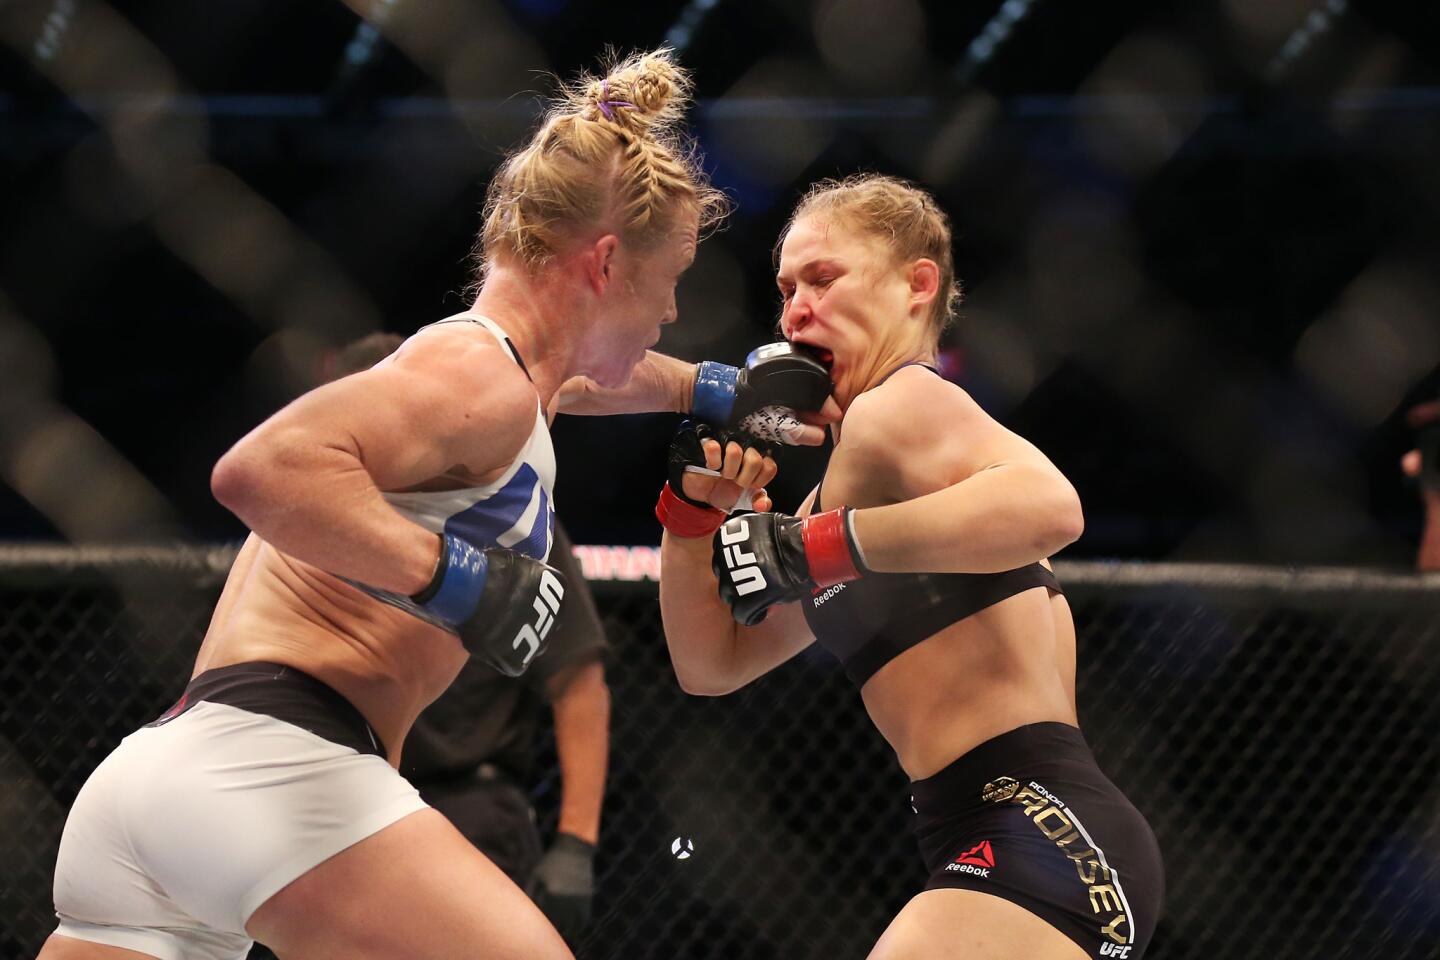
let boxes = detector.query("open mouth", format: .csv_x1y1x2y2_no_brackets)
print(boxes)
787,339,834,371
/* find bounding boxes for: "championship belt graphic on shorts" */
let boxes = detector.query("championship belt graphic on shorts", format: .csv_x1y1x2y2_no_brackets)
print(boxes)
981,776,1020,803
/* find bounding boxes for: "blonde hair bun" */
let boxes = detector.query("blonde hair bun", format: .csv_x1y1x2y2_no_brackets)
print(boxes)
474,47,727,282
576,49,691,134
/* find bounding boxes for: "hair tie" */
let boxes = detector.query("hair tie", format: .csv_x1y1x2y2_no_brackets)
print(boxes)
597,79,635,121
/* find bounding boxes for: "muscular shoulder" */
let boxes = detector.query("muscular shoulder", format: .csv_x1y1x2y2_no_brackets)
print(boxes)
394,324,530,387
834,367,992,499
369,326,539,472
843,368,979,452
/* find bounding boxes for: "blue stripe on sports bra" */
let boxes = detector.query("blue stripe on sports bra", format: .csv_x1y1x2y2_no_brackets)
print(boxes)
441,463,549,561
511,483,553,560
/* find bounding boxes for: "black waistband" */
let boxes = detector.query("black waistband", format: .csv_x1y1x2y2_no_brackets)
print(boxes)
910,722,1092,811
149,661,385,758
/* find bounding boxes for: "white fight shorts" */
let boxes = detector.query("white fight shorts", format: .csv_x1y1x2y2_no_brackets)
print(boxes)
51,664,427,960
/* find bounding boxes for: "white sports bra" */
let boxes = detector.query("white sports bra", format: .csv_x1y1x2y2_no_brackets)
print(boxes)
380,314,556,563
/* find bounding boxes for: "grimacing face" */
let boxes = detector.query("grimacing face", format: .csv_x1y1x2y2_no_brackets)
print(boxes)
776,214,917,408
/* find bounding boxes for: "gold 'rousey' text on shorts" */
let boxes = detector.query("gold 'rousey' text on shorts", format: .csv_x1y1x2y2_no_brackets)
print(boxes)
1008,781,1135,952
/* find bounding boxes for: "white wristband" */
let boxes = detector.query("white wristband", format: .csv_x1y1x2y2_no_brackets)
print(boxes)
845,508,870,569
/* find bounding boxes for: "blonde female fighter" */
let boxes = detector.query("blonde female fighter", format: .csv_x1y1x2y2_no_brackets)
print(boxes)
43,50,728,960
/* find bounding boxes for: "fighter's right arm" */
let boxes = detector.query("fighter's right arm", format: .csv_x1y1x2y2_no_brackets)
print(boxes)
659,535,816,696
658,484,819,696
210,330,534,596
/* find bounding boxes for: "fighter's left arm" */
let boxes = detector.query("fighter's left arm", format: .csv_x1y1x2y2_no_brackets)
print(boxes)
832,374,1083,576
551,352,694,418
552,348,840,446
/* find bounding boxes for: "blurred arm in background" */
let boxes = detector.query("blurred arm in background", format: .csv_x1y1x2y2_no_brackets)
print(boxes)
1400,399,1440,571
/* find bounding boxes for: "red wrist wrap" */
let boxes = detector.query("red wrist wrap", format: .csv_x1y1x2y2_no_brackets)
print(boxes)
802,507,864,587
656,484,727,538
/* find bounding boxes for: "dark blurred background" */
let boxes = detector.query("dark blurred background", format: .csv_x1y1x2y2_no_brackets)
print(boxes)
2,0,1439,562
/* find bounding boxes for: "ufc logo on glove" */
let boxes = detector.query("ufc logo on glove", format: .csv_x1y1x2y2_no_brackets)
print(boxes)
710,508,866,627
514,570,565,666
718,520,769,596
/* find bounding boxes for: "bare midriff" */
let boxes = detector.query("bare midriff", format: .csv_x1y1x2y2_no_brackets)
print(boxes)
859,587,1080,781
191,534,469,765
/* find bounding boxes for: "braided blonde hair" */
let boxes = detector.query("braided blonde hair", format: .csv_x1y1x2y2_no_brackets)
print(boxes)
782,174,961,344
474,49,728,280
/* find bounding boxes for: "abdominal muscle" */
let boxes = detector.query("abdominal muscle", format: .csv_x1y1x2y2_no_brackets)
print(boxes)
191,533,471,765
860,587,1080,781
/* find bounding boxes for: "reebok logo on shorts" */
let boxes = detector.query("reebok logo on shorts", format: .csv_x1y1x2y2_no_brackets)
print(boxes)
944,840,995,877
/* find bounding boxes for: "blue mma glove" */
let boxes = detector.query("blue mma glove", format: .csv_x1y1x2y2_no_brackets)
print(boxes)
349,533,566,676
691,342,833,444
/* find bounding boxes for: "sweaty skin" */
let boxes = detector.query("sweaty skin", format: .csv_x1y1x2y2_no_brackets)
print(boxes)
200,326,541,761
201,222,703,762
661,213,1083,779
663,367,1079,779
806,368,1079,778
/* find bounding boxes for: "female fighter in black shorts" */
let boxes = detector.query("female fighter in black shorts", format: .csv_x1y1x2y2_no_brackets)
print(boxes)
655,174,1164,960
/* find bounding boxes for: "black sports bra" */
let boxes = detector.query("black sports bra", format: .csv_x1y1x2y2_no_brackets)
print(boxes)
798,364,1061,687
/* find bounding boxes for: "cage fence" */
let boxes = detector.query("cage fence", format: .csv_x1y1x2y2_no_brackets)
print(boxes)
0,546,1437,960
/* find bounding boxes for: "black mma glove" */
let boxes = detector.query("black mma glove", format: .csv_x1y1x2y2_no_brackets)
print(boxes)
691,342,832,444
401,533,567,676
712,508,867,626
529,832,595,947
667,421,746,508
656,421,772,537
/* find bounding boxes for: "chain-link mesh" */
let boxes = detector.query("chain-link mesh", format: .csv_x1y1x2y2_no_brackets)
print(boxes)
1,549,1437,960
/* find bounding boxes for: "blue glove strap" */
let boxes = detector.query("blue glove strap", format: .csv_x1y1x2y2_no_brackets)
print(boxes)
692,361,739,425
416,533,488,627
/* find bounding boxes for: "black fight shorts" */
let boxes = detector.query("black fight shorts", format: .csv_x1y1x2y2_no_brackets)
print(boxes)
913,722,1164,959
